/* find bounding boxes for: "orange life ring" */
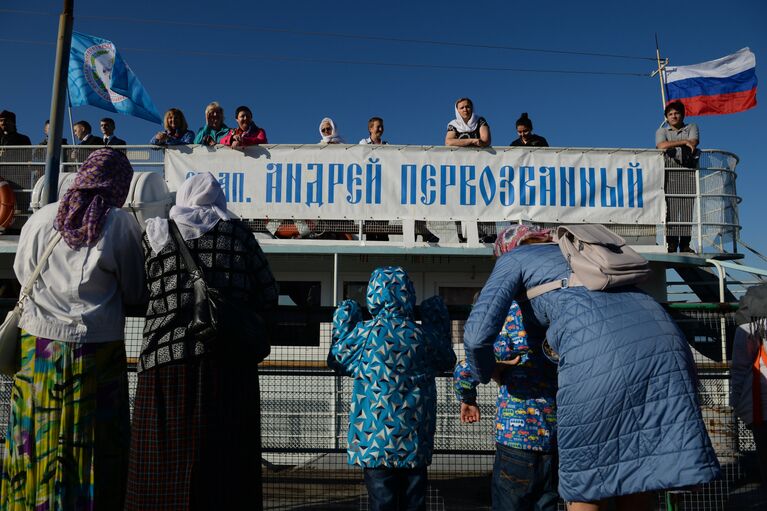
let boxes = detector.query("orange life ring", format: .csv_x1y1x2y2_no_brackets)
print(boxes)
275,221,300,239
275,220,318,239
0,181,16,231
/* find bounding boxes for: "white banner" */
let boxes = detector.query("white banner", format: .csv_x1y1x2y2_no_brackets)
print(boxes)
165,145,665,224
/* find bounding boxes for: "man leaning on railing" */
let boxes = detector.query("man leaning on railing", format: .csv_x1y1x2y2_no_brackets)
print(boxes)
656,100,699,253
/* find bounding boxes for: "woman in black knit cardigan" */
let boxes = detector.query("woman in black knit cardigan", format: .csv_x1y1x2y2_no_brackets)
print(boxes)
125,172,279,510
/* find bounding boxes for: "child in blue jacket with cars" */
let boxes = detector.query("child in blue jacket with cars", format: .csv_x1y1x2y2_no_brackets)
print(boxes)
454,299,558,511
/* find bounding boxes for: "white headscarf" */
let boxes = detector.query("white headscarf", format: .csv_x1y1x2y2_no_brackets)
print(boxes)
146,172,232,254
447,98,479,133
319,117,344,144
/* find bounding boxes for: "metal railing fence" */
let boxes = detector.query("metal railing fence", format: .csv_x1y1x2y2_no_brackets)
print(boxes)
0,305,763,509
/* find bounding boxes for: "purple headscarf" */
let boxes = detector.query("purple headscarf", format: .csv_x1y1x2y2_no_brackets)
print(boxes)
54,148,133,249
493,225,553,257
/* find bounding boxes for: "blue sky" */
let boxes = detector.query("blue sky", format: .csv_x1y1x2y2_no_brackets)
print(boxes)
1,0,765,260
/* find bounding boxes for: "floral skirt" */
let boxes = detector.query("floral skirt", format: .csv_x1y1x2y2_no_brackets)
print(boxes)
0,331,130,511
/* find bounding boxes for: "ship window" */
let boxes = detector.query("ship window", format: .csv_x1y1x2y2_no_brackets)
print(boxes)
0,279,20,300
438,286,483,306
343,281,367,305
275,281,321,347
279,281,322,308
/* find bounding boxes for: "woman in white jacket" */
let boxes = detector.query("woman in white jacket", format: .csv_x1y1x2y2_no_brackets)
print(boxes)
0,148,146,510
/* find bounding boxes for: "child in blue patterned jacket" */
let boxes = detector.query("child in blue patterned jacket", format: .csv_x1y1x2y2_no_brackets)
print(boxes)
328,266,456,511
456,291,558,508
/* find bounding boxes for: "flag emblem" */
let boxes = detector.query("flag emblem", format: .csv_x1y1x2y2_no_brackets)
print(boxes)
83,42,127,104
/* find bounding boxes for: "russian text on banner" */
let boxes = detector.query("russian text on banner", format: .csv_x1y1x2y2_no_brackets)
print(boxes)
164,145,665,225
663,47,757,116
68,32,162,124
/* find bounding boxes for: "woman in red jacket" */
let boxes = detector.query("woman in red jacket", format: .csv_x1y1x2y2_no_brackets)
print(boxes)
220,105,267,148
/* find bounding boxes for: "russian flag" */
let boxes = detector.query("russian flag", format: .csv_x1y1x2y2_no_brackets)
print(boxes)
664,48,757,116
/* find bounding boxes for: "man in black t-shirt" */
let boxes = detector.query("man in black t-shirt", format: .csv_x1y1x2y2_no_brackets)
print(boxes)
510,112,548,147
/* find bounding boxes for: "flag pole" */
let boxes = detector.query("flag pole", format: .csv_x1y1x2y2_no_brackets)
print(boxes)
654,34,668,110
66,89,75,144
43,0,74,205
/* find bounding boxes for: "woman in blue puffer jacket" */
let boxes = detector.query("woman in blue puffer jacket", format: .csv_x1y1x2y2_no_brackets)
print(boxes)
328,266,456,511
463,225,720,511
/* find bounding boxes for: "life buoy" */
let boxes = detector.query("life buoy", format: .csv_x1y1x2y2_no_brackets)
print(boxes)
275,220,317,239
274,221,300,239
0,181,16,231
274,220,354,240
274,222,298,239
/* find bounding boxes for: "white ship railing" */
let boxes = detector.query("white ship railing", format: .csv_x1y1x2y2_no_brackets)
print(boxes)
0,145,741,257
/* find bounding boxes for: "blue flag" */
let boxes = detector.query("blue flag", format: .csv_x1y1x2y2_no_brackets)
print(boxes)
68,32,162,124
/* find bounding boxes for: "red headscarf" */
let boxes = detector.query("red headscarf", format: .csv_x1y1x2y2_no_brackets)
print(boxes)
493,225,553,257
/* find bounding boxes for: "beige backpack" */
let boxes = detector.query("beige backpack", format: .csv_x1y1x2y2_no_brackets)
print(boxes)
524,224,651,300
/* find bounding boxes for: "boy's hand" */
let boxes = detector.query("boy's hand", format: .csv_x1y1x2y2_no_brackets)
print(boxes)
460,403,481,423
491,356,521,384
496,356,522,368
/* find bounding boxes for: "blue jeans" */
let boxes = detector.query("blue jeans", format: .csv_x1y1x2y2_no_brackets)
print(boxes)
363,466,428,511
492,443,558,511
